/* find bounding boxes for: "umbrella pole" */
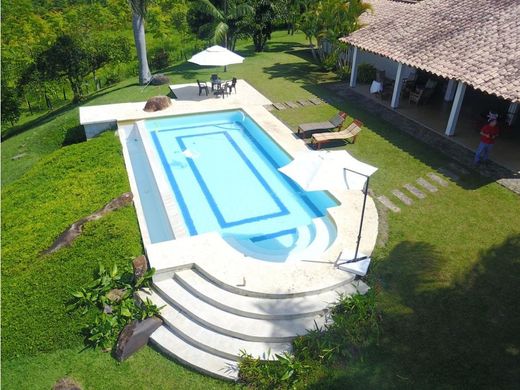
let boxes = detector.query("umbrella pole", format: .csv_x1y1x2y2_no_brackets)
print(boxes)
335,169,370,267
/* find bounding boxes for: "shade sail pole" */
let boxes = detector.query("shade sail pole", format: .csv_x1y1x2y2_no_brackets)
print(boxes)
335,167,370,267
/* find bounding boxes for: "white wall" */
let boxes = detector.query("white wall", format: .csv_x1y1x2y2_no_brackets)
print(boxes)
353,49,414,80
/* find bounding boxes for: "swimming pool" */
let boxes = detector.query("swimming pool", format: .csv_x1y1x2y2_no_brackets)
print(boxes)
141,110,338,261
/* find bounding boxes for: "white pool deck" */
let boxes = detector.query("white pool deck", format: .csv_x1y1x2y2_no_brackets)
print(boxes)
80,80,379,296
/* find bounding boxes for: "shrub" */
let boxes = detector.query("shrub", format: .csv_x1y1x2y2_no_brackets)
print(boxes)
336,64,352,81
238,290,381,387
357,63,376,83
70,264,160,351
151,48,170,71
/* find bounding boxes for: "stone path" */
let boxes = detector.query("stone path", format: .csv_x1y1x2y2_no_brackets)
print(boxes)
375,165,472,213
265,98,323,111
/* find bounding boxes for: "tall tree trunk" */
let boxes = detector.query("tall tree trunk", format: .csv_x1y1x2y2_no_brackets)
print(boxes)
132,13,152,85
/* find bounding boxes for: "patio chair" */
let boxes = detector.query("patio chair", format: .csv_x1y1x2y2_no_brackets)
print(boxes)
214,82,230,99
311,119,363,149
197,80,209,96
210,74,219,91
409,79,437,105
297,112,347,138
227,77,237,94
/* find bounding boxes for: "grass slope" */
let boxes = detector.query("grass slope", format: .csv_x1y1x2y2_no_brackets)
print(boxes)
2,31,519,389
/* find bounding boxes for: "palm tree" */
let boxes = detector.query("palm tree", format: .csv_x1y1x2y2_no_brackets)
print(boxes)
129,0,152,85
196,0,253,50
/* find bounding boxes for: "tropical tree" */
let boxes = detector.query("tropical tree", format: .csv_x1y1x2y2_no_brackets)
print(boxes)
300,0,371,63
128,0,152,85
1,79,21,126
195,0,253,50
245,0,276,52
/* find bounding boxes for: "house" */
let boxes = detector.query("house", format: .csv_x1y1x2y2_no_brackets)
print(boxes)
340,0,520,157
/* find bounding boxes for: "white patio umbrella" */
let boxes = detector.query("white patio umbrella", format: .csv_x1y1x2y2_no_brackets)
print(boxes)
188,45,244,71
278,150,377,192
279,150,378,268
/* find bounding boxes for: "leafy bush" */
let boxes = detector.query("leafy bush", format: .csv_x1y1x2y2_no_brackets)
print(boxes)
70,264,160,351
104,71,122,86
238,291,381,388
151,48,170,71
239,351,309,389
336,64,351,81
357,63,376,84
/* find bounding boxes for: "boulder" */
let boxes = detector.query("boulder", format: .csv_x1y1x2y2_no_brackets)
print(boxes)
143,96,172,112
150,74,170,85
114,317,163,362
132,255,148,280
53,377,82,390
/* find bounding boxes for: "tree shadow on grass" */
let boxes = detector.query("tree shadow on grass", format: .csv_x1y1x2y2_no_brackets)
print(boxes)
307,236,520,389
62,125,87,146
2,83,137,142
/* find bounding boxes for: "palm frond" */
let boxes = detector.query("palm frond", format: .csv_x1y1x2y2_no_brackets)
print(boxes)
128,0,147,17
195,0,224,21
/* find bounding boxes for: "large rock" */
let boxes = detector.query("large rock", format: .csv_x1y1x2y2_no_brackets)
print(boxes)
133,255,148,280
115,317,163,362
143,96,172,112
150,74,170,85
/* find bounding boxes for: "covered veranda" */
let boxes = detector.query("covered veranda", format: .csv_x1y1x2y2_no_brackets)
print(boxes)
351,77,520,173
342,0,520,174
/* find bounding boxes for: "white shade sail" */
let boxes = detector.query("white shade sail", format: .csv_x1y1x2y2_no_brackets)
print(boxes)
278,150,378,191
188,45,245,67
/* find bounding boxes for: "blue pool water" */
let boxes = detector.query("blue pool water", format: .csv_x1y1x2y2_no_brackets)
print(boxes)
144,110,337,254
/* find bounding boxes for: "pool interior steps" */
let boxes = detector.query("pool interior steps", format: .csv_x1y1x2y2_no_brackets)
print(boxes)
223,216,334,262
145,267,364,381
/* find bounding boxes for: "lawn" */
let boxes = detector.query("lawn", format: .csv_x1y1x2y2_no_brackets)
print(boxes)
2,31,519,389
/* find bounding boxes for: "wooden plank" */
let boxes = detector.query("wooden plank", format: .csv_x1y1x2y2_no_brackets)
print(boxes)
297,100,313,106
391,189,413,205
427,172,449,187
273,102,287,110
377,196,401,212
403,183,426,199
416,178,438,192
310,98,322,105
285,101,300,109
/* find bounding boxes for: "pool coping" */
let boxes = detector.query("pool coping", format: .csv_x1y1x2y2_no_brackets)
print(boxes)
112,84,379,295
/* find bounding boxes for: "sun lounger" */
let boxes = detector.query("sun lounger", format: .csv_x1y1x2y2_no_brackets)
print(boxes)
297,112,347,138
311,119,363,149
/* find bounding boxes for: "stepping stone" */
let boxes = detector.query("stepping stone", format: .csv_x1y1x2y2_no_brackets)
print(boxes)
438,167,460,181
309,98,322,105
403,184,426,199
448,162,470,175
377,195,401,212
427,172,449,187
273,102,287,110
285,101,300,109
391,189,413,206
297,99,313,107
416,178,438,192
264,104,275,111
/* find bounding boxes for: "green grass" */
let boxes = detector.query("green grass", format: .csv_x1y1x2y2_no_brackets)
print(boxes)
2,30,520,389
1,346,234,390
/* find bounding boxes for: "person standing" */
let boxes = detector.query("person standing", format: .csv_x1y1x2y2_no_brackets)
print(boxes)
474,118,499,166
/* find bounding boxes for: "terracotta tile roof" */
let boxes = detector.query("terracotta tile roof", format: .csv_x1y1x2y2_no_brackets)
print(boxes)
342,0,520,103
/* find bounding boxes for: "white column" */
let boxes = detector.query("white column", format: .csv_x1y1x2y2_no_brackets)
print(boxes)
444,79,457,102
391,63,404,109
349,46,359,88
506,102,519,126
445,81,466,136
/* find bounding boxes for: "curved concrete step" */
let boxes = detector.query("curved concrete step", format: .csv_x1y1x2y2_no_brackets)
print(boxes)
145,290,291,360
150,326,238,381
154,279,329,342
195,265,356,299
174,268,357,320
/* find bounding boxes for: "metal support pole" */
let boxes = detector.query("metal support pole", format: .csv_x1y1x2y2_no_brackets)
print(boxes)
334,167,370,268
